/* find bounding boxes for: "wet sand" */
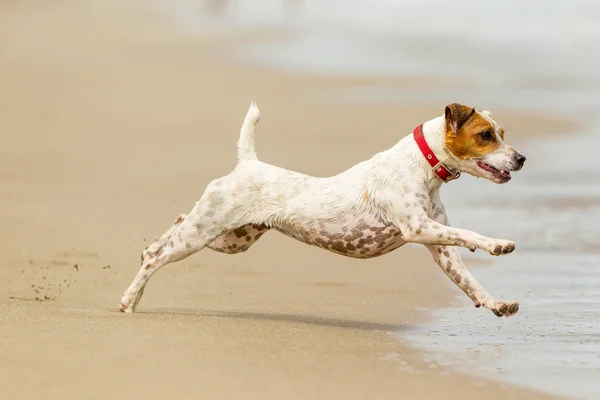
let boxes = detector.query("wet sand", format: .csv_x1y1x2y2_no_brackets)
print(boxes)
0,1,567,399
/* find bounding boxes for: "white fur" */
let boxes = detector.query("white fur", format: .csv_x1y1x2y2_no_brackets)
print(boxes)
237,100,260,162
120,102,524,318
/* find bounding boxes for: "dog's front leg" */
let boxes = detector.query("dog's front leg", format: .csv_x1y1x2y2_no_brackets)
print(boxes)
401,216,514,256
426,244,519,317
423,201,519,316
390,191,515,256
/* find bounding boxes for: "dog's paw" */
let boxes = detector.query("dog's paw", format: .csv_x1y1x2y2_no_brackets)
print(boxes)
486,239,515,256
119,294,136,313
488,300,520,317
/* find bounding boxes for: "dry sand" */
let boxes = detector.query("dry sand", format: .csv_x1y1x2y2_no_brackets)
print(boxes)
0,1,567,399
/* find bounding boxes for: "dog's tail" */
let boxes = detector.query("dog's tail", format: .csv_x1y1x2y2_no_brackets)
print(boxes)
237,100,260,163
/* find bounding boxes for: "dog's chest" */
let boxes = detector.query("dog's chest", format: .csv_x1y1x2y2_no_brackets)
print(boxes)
274,215,405,259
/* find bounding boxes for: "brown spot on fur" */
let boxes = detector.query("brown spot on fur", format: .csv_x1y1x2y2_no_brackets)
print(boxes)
325,232,344,241
354,222,370,232
344,231,364,242
373,232,392,244
315,237,329,248
185,242,192,249
331,241,348,254
233,227,248,238
276,219,402,260
444,103,501,160
443,250,450,257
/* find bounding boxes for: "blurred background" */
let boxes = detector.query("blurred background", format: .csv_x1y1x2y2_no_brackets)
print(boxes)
1,1,599,399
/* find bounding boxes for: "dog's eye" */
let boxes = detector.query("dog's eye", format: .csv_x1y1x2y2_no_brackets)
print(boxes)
479,131,494,141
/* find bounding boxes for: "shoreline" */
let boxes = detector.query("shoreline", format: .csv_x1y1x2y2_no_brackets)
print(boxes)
0,1,571,399
400,117,600,400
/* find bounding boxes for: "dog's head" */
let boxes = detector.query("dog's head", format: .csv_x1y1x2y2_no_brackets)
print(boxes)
443,103,526,184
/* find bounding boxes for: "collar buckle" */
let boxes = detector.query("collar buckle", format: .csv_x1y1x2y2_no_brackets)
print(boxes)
432,161,460,182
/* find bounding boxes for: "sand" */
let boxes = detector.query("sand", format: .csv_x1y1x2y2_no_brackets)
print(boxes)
0,1,566,399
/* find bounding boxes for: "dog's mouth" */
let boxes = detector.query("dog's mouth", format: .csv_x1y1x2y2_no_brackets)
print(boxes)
476,161,512,182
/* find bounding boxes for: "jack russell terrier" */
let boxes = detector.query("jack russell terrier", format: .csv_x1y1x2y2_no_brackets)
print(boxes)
120,102,526,318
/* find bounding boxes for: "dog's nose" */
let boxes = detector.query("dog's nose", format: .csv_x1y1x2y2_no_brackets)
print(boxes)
515,153,526,167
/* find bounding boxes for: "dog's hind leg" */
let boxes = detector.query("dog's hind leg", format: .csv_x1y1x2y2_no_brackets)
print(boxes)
207,224,270,254
140,214,187,264
147,213,271,258
120,178,250,313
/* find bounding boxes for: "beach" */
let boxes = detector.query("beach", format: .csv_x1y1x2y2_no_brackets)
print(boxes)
0,1,587,399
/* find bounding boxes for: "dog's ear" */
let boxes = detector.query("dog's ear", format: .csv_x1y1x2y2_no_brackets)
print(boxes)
445,103,476,136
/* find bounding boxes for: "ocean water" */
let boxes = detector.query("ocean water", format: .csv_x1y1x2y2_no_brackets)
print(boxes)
157,1,600,398
402,130,600,400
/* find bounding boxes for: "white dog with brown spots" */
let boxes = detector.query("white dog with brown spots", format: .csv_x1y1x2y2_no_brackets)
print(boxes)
120,101,526,317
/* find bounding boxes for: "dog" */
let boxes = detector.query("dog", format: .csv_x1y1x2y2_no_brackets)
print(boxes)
120,101,526,317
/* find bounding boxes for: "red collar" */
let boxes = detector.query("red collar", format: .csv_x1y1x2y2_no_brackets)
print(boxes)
413,124,460,183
